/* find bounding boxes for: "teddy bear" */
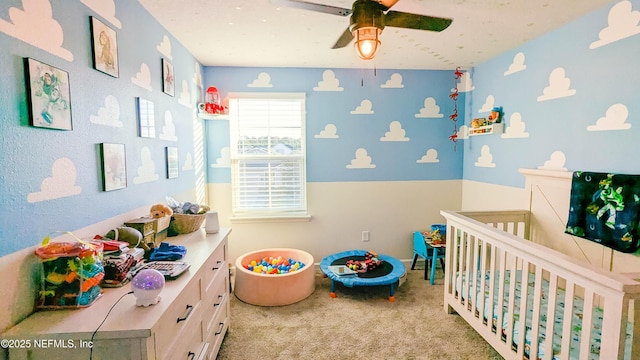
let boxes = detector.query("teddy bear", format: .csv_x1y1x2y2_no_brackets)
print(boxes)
149,203,173,218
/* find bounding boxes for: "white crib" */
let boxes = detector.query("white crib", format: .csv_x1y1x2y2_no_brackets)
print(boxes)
440,209,640,360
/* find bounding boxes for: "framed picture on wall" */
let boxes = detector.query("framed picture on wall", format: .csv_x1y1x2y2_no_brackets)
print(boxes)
162,58,175,96
100,143,127,191
166,146,179,179
24,58,73,130
136,97,156,138
90,16,119,78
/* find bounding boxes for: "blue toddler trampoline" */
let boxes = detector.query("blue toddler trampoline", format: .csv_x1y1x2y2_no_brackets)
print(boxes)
319,250,406,302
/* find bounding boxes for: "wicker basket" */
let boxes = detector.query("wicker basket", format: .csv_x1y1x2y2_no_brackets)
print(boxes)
168,206,210,235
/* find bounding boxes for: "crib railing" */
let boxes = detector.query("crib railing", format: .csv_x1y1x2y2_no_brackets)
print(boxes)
440,210,640,360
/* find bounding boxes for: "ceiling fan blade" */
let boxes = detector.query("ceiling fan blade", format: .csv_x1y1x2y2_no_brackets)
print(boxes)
332,27,354,49
384,11,453,32
270,0,352,16
376,0,399,10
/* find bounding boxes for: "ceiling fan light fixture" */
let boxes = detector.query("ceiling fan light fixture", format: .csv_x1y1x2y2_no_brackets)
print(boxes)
353,26,381,60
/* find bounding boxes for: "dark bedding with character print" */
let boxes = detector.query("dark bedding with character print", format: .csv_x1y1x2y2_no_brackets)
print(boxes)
565,171,640,253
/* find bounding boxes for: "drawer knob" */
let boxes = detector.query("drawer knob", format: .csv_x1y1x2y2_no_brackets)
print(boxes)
212,260,223,270
214,322,225,336
177,304,194,323
213,294,223,307
187,351,196,360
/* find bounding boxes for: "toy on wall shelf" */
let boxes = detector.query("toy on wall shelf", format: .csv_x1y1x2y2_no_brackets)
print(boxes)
204,86,227,115
488,106,503,123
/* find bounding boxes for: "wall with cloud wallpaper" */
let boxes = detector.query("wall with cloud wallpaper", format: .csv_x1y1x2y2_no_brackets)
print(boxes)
0,0,204,257
204,67,465,183
460,0,640,189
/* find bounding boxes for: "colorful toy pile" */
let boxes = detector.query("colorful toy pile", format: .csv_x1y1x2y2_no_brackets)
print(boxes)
244,256,305,275
35,240,104,308
345,251,383,273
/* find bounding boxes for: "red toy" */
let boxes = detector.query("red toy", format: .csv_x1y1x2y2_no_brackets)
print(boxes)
205,86,227,114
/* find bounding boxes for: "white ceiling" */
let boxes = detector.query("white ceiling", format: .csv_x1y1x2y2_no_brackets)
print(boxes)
138,0,613,70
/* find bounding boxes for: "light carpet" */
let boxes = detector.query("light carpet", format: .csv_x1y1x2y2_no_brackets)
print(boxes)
217,263,503,360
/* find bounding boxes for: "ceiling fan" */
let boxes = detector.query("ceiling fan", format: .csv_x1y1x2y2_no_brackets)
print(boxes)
271,0,453,60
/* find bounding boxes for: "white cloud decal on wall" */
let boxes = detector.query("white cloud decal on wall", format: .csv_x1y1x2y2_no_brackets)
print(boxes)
27,158,82,202
380,73,404,88
80,0,121,28
350,100,374,114
457,125,469,140
346,148,376,169
248,72,273,88
479,95,495,113
314,124,339,138
182,152,194,171
159,110,178,141
416,149,439,163
501,112,530,138
211,147,230,168
0,0,73,61
504,52,527,75
538,151,568,171
587,103,632,131
90,95,122,127
537,67,576,101
133,147,159,184
380,121,409,141
157,35,172,60
131,63,153,91
193,63,203,88
313,70,343,91
590,0,640,49
474,145,496,168
178,80,192,107
415,97,444,118
457,72,475,92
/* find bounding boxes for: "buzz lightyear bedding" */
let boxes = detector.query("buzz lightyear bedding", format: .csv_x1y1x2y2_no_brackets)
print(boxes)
456,270,633,360
565,171,640,253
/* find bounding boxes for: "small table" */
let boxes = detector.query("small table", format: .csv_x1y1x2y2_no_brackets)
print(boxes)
426,239,446,285
320,250,405,302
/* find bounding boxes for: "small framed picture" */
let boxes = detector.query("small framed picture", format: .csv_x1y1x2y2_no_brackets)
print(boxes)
166,146,179,179
90,16,119,77
24,58,72,130
162,58,174,96
136,97,156,138
100,143,127,191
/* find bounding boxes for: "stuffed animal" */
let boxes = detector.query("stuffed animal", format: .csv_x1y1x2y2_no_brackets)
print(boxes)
149,204,173,218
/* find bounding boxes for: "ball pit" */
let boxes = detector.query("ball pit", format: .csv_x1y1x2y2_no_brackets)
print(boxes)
234,248,315,306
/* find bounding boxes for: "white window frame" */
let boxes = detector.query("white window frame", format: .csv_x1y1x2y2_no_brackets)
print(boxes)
228,92,309,222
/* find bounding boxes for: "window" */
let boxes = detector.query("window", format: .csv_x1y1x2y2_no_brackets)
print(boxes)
228,92,308,220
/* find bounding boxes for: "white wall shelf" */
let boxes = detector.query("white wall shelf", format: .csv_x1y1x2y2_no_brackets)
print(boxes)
468,123,503,136
198,112,229,120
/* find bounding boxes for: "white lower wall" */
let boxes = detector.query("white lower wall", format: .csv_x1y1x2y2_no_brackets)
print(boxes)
461,179,529,211
208,180,463,263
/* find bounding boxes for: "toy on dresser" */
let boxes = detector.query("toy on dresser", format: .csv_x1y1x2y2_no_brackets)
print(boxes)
35,233,104,309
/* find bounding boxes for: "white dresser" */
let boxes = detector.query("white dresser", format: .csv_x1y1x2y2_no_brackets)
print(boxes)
2,228,231,360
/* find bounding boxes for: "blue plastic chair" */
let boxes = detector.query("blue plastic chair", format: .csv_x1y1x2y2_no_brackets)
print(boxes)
411,231,445,281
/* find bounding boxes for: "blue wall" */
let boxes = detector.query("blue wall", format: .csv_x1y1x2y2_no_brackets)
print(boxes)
463,0,640,187
204,67,465,183
0,0,203,256
2,0,636,258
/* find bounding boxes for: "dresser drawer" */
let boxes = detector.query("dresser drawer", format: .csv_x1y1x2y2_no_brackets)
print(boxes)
161,313,205,360
203,274,228,336
201,247,227,300
155,277,202,358
204,299,230,360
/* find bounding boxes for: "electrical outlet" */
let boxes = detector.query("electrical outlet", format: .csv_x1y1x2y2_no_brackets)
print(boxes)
362,231,370,242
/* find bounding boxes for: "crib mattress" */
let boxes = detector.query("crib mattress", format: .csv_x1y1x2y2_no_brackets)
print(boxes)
455,271,633,360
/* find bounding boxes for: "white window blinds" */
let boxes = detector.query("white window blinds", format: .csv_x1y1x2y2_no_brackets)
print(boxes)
228,93,307,218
